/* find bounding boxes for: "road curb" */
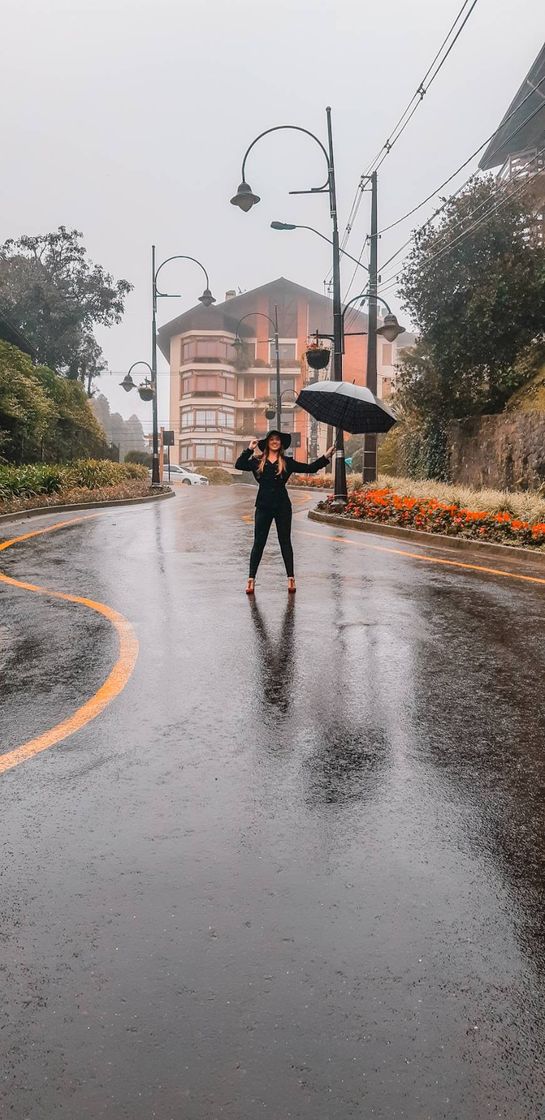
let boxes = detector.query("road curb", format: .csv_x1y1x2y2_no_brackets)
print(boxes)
308,509,545,567
0,488,175,527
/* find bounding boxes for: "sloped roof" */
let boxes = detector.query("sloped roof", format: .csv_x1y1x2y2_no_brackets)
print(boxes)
156,276,368,361
479,44,545,170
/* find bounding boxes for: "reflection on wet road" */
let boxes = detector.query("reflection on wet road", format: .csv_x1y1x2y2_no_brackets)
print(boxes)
1,486,545,1119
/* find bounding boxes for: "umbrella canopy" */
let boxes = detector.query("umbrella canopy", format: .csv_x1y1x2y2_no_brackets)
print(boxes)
296,381,397,434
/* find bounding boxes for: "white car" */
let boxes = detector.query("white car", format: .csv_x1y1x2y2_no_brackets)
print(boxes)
150,464,209,485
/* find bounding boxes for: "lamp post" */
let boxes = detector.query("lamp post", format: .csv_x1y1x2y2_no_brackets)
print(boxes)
230,108,347,501
233,307,282,430
151,247,215,486
343,290,405,482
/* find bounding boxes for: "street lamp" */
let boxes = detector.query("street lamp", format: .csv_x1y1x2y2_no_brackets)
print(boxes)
343,291,405,482
151,248,215,486
233,307,282,431
342,293,405,345
120,361,156,402
270,222,370,273
230,109,348,501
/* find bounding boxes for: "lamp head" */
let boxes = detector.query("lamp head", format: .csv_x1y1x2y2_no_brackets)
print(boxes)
377,313,405,343
230,181,260,212
271,221,297,231
233,336,244,351
120,373,135,393
198,287,216,308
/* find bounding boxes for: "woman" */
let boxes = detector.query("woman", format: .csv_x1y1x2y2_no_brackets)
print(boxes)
235,430,334,595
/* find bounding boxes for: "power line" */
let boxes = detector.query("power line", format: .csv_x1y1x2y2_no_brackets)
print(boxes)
329,0,480,287
341,40,545,308
367,0,480,179
378,74,545,236
376,153,545,297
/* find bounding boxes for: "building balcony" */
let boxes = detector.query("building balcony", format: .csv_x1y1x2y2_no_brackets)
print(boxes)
180,424,236,436
497,148,545,184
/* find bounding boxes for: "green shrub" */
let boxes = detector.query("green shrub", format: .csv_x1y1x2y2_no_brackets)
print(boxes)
125,450,152,467
0,459,147,501
193,464,233,485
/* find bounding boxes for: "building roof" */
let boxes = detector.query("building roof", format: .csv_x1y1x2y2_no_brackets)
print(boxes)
156,276,368,361
479,44,545,170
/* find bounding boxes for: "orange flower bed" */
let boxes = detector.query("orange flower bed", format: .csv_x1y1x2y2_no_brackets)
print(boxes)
318,487,545,549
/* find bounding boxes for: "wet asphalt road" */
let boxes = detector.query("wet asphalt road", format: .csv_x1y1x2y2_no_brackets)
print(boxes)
1,484,545,1119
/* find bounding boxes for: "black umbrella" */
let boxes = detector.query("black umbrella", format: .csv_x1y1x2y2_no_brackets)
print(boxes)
296,380,397,434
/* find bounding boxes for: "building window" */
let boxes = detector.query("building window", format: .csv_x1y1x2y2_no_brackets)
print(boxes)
216,446,234,463
181,372,235,396
181,410,193,428
239,378,255,400
280,412,295,433
269,377,296,398
270,341,297,363
181,338,238,364
194,444,216,460
195,410,216,426
382,343,393,366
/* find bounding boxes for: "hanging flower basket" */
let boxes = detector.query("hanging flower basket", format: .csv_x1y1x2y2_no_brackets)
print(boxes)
305,344,331,370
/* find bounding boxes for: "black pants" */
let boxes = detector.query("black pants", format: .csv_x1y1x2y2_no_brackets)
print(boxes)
249,503,294,578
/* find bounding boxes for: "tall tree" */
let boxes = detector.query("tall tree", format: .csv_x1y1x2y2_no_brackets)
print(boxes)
397,176,545,421
394,175,545,478
0,340,109,464
0,227,132,388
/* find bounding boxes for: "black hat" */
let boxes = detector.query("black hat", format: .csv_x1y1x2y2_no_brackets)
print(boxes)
257,430,292,452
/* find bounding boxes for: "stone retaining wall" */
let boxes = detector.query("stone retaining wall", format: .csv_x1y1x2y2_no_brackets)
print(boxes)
449,412,545,490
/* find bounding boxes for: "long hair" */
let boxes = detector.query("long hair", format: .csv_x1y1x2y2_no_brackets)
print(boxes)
257,435,286,476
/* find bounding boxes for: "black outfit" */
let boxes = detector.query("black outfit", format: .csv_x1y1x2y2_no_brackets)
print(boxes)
235,448,330,578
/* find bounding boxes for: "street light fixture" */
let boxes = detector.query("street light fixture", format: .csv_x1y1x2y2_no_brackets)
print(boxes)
230,110,348,501
230,181,261,211
342,291,405,482
270,221,369,273
342,292,405,345
151,249,215,485
120,362,156,401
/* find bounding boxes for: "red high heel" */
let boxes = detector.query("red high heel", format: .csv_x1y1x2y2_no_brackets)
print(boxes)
287,578,296,594
246,578,255,595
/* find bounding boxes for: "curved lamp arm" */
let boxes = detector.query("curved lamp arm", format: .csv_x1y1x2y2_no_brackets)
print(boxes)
241,125,330,194
155,254,211,297
128,361,153,377
271,222,369,272
234,311,276,337
341,291,393,323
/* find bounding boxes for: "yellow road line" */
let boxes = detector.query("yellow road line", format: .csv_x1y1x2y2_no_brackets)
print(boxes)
297,527,545,587
0,516,139,776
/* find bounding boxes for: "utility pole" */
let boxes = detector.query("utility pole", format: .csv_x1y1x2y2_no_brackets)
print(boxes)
363,171,378,484
327,107,347,501
150,244,161,487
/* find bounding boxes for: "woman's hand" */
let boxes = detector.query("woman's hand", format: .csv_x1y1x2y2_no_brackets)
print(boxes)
325,445,336,459
248,438,262,457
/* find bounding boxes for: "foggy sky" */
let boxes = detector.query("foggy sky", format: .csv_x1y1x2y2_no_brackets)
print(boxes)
2,0,543,429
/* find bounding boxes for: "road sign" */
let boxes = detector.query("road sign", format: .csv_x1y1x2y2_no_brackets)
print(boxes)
163,430,175,447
